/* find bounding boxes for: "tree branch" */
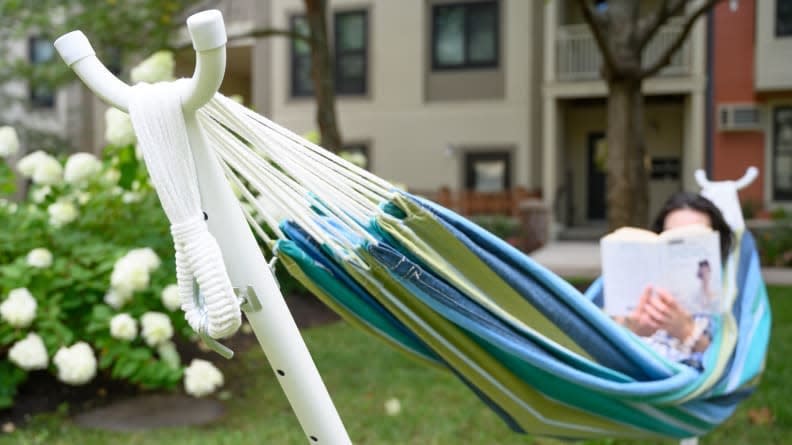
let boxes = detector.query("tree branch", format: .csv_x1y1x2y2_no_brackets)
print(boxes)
635,0,687,51
575,0,618,75
249,28,311,44
640,0,723,79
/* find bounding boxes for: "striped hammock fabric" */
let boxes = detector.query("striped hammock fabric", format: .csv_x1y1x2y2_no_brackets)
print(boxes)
197,94,771,440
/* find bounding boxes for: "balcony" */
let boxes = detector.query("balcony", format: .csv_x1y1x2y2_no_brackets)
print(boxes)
181,0,258,37
556,19,691,82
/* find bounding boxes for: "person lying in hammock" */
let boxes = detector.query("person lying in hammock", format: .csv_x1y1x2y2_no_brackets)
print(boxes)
618,192,733,369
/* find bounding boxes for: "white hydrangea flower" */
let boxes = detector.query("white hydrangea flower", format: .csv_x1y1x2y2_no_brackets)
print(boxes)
384,398,402,416
156,340,181,369
103,168,121,185
0,126,20,158
121,191,142,203
140,311,173,347
16,150,46,176
161,284,181,311
0,288,37,328
75,191,91,205
110,258,150,296
124,247,161,272
53,342,97,385
104,107,136,147
130,51,175,84
103,289,130,309
109,313,138,341
8,333,48,370
31,186,51,203
26,248,53,268
184,359,224,397
47,201,78,227
64,152,102,185
30,154,63,186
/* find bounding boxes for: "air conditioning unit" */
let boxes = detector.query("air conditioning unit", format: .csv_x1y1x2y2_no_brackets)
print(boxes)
718,104,763,131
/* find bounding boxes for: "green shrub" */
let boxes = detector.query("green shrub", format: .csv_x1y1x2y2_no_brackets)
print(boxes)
469,215,521,240
0,137,307,410
754,216,792,267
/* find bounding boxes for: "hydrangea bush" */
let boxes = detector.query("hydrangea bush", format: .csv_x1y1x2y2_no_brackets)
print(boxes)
0,52,225,409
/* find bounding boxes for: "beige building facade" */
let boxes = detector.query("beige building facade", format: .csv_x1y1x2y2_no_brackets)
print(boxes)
73,0,712,237
213,0,711,237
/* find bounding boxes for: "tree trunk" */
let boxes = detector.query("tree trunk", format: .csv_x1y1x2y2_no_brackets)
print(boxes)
606,79,649,230
304,0,342,152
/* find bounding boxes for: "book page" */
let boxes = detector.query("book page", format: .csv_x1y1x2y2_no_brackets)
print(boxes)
600,237,662,316
659,230,722,314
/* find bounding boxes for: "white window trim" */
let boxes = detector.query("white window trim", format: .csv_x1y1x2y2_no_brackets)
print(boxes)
764,102,792,210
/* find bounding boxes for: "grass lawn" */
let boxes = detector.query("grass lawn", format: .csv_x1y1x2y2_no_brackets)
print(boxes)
3,286,790,445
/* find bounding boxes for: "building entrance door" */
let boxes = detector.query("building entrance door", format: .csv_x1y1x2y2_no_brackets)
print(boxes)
587,132,607,220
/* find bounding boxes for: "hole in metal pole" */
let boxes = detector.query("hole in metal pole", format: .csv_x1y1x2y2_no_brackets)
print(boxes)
276,369,285,376
203,211,208,221
310,436,318,442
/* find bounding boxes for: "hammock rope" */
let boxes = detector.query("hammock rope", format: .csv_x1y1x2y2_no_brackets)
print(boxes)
129,83,241,340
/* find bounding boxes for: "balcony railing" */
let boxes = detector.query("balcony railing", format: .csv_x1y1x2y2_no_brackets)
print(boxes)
183,0,256,26
556,19,690,81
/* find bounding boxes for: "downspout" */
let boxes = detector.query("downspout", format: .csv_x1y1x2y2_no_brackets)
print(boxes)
704,8,715,176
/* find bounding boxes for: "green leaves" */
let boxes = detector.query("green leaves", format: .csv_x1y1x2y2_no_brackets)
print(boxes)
0,360,26,409
0,144,198,409
0,161,16,195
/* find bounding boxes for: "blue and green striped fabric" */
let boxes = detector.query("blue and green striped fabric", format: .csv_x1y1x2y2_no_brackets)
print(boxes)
274,192,771,440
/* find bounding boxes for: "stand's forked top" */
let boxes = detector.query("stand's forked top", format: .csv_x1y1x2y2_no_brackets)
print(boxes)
53,9,227,113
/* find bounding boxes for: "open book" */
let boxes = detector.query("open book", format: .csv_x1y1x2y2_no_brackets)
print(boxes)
600,224,723,317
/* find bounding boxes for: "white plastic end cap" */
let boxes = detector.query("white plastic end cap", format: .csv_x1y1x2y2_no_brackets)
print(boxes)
187,10,227,52
54,31,95,67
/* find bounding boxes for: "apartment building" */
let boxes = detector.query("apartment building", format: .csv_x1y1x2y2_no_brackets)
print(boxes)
712,0,792,212
23,0,790,237
0,33,94,154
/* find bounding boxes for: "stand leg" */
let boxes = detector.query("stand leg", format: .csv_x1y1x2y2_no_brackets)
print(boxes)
185,112,351,444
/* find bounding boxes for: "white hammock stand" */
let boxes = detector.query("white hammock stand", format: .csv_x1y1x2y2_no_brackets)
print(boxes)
54,10,351,445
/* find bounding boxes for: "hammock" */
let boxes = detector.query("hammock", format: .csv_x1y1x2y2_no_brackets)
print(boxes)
183,94,772,440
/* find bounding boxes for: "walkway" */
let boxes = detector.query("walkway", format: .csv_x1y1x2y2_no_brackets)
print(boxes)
530,242,792,286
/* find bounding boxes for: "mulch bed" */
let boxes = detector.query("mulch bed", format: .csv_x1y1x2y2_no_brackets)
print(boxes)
0,292,340,430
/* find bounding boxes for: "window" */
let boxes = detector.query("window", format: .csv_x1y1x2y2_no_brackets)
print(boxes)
290,15,313,97
431,1,499,70
464,151,511,192
290,10,369,98
29,36,55,108
334,11,368,95
339,143,370,170
650,157,681,180
772,107,792,200
777,0,792,37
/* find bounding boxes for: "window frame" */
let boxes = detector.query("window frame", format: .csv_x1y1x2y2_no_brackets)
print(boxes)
430,0,500,71
289,14,314,98
464,150,511,192
334,9,368,96
772,106,792,201
776,0,792,37
28,35,56,108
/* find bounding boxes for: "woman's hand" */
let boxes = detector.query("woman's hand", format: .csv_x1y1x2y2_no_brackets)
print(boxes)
624,286,661,336
643,288,694,341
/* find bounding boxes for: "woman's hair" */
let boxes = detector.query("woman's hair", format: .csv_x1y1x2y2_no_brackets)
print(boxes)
651,192,733,260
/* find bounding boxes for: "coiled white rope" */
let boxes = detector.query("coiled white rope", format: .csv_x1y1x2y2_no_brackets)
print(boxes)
128,82,241,340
